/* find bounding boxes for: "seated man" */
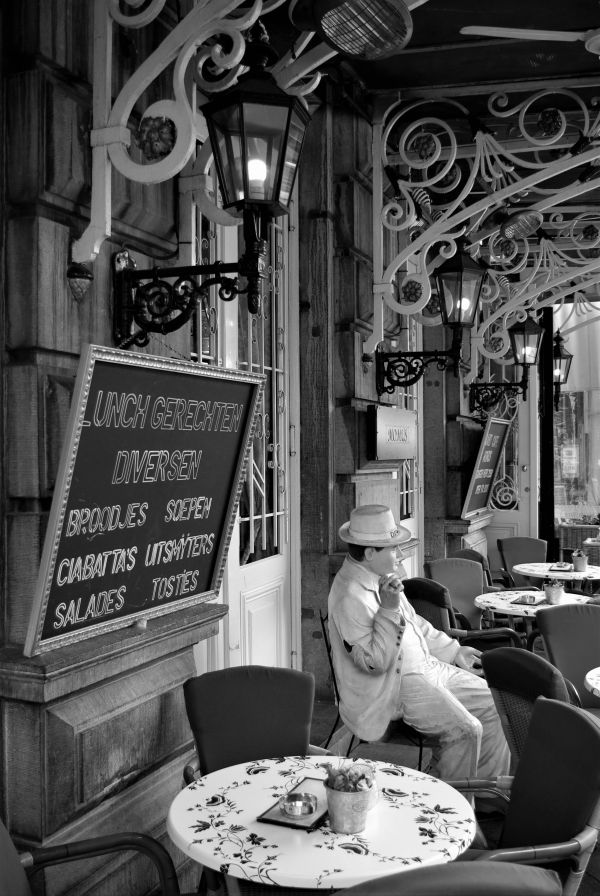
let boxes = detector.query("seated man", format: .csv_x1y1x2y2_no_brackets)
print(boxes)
328,504,510,781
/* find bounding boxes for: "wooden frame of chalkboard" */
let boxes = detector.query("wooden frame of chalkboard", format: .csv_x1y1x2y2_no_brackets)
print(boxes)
24,345,264,656
461,416,511,519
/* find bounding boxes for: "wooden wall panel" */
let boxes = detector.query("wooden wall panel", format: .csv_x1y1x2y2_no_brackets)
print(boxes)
44,653,194,833
6,513,45,645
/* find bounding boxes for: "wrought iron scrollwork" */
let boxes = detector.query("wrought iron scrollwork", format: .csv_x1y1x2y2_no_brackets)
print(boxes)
376,350,454,392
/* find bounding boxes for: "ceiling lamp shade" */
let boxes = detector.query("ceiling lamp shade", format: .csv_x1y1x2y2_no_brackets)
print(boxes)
500,209,543,240
201,35,311,218
433,245,488,329
66,261,94,302
289,0,413,60
508,314,544,367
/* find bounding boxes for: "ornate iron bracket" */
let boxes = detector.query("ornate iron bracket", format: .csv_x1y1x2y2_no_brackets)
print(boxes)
112,213,269,348
375,326,463,393
468,366,530,415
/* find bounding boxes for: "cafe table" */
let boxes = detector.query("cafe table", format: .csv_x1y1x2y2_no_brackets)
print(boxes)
474,590,589,645
585,667,600,699
511,562,600,589
475,590,589,620
166,755,476,890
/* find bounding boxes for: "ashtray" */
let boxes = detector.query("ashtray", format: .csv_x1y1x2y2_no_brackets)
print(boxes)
279,792,318,817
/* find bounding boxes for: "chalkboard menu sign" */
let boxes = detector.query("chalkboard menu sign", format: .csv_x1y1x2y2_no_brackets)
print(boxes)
25,345,264,656
461,417,511,519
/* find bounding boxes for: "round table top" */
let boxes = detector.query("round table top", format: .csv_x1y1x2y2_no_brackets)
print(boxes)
512,562,600,581
475,591,589,618
166,755,476,890
585,668,600,699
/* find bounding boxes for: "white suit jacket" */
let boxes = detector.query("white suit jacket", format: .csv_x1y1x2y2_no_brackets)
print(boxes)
328,556,460,741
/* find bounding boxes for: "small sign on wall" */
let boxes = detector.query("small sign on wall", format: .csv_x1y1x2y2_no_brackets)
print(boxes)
367,405,417,461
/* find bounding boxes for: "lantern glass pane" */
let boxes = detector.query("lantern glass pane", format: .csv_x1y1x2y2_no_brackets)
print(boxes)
279,108,306,207
510,320,543,366
439,270,479,325
243,102,287,203
209,106,243,207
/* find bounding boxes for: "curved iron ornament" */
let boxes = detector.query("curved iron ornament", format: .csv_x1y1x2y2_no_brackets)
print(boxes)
468,378,528,415
376,349,456,392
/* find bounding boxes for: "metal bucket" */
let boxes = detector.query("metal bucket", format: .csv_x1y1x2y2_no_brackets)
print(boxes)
325,785,372,834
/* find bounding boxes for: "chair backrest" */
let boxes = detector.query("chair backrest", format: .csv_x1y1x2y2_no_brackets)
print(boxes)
423,557,485,629
450,548,494,587
337,860,562,896
319,610,341,705
501,697,600,862
536,603,600,709
481,647,574,765
402,577,458,635
0,820,33,896
183,665,315,775
497,536,547,586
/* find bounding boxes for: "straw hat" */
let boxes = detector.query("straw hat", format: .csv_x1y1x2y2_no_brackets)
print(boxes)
339,504,412,547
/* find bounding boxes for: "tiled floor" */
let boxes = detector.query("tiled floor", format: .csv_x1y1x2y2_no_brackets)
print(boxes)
311,700,600,895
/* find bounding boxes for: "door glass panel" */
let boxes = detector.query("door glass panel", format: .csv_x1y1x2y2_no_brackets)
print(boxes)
237,219,287,563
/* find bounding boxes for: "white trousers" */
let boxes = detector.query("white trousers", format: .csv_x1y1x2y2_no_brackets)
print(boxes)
393,660,510,781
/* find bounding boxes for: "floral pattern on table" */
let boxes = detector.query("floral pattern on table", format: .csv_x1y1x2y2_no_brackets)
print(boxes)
168,755,476,889
512,562,600,582
585,667,600,699
475,591,589,618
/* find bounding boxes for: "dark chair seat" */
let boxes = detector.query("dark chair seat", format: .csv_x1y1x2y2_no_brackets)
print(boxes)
481,646,581,768
337,861,562,896
0,820,183,896
497,536,548,587
403,576,523,651
451,696,600,896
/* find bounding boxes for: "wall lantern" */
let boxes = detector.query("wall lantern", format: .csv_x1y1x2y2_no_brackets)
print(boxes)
376,243,488,394
289,0,413,61
553,329,573,412
66,261,94,302
112,24,311,348
468,314,544,415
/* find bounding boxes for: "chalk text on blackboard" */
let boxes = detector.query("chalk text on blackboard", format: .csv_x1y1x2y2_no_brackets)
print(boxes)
66,502,148,536
112,449,203,484
53,586,126,629
151,569,199,601
57,546,137,585
92,391,244,433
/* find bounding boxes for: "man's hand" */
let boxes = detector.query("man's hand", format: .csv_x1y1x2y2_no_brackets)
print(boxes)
455,645,484,676
379,574,404,610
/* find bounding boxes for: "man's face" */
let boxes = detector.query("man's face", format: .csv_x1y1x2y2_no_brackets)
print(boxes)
365,544,405,577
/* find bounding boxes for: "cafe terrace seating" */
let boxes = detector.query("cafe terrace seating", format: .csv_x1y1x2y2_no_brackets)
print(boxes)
423,558,524,640
319,609,436,770
451,696,600,896
402,577,522,651
481,647,581,767
182,665,329,782
449,547,506,590
536,603,600,720
0,820,182,896
338,860,562,896
497,537,548,587
182,665,330,896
